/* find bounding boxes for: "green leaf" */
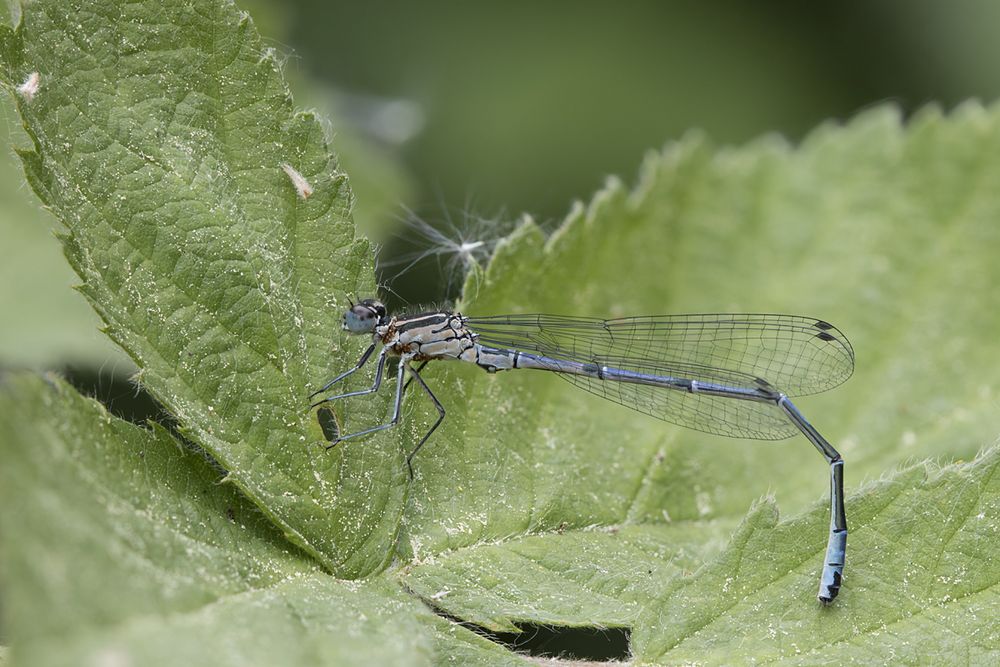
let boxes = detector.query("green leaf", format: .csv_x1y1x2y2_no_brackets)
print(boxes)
0,0,408,577
632,449,1000,664
404,448,1000,663
2,0,998,663
0,373,319,641
404,520,736,633
0,373,524,666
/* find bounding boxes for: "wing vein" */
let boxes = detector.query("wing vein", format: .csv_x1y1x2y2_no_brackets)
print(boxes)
466,313,854,440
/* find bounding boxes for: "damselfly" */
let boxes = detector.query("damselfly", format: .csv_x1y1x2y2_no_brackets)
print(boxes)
310,299,854,603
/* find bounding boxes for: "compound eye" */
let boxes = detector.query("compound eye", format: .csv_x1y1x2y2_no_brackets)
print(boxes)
343,304,378,333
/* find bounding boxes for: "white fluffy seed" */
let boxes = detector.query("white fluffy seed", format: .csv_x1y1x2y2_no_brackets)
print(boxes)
17,72,40,101
281,162,313,199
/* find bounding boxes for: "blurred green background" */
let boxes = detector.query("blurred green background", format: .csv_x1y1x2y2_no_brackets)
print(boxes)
4,0,1000,393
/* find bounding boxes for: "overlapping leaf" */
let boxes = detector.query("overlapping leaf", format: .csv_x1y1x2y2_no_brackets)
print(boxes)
0,374,523,665
0,0,406,577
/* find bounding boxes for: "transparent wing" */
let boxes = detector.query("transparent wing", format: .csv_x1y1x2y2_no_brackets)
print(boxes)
466,313,854,440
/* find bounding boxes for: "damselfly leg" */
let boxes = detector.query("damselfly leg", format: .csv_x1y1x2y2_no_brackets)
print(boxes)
311,350,443,479
319,352,407,450
308,346,388,409
307,342,378,402
403,365,446,478
403,360,429,392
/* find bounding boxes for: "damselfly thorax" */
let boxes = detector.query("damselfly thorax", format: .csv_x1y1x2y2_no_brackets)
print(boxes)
380,310,605,376
310,297,853,604
375,312,479,365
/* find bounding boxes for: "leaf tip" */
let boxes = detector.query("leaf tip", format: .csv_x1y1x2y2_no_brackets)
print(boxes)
236,9,253,28
746,495,781,525
586,174,628,220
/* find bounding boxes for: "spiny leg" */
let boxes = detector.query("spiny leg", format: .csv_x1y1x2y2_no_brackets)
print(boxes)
402,360,429,394
310,348,388,410
324,354,408,449
402,363,446,479
308,342,378,401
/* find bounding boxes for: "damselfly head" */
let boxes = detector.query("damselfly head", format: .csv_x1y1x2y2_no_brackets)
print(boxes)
343,298,387,334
